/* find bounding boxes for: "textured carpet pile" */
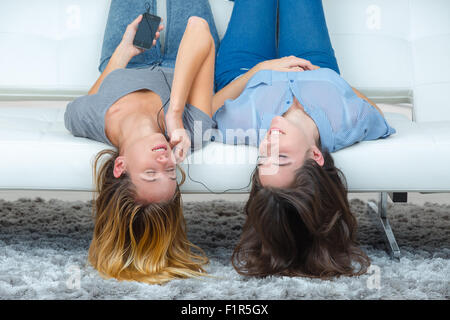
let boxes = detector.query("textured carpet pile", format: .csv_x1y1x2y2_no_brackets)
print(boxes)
0,197,448,299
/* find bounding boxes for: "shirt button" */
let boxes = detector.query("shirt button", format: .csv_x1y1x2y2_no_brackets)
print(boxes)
211,136,215,141
290,80,294,83
286,101,291,105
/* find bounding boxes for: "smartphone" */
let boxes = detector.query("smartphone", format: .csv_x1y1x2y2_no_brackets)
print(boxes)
133,13,161,50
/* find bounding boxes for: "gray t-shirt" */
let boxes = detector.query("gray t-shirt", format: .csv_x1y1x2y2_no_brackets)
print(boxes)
64,66,215,150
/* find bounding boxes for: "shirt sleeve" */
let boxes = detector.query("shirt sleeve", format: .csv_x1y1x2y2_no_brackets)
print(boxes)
64,95,113,146
358,98,396,140
64,98,85,137
353,98,396,142
332,96,396,152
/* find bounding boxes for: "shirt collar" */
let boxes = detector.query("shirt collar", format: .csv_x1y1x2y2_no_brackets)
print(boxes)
246,69,273,89
302,105,335,153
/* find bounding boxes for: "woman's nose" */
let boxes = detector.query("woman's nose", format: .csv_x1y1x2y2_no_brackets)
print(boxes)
268,133,280,147
156,154,168,163
259,138,269,155
260,139,277,157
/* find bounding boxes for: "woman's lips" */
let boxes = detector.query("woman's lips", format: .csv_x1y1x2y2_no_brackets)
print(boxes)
152,144,168,152
269,127,285,135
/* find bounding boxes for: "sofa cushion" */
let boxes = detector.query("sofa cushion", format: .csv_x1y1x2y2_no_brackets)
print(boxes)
1,104,449,192
1,0,449,122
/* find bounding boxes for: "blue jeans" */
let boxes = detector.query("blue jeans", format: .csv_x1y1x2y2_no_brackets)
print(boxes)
99,0,220,72
215,0,340,91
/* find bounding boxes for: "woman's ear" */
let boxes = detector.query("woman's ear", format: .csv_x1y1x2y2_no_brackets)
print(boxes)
310,146,324,167
113,156,126,178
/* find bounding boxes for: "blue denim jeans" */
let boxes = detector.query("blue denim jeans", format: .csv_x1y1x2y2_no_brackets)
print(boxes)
215,0,340,91
99,0,220,72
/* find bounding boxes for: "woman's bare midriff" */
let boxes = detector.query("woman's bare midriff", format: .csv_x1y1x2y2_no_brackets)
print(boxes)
105,89,163,146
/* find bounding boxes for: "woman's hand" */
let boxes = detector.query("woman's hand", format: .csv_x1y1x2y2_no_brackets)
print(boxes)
165,111,191,163
258,56,320,72
113,15,164,66
88,16,164,95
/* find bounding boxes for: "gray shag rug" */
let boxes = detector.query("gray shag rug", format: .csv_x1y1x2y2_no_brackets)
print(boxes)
0,197,448,300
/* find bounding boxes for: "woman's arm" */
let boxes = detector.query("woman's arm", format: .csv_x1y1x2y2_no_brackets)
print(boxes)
88,15,163,95
211,64,262,115
165,17,216,162
351,87,384,116
212,56,317,114
87,49,134,95
166,17,214,117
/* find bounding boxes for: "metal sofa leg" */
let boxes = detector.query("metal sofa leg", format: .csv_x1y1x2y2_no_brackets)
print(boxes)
367,192,401,261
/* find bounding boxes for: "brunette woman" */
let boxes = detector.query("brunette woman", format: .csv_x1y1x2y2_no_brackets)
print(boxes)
212,0,396,278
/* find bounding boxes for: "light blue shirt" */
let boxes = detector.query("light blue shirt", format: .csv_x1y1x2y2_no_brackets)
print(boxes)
212,68,396,152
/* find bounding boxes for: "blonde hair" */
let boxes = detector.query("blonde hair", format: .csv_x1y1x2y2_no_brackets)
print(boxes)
88,149,208,284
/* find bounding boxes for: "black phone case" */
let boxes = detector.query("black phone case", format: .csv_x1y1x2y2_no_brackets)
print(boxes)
133,13,161,50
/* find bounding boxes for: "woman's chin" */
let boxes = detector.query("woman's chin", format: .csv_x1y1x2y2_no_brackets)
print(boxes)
128,132,171,153
149,132,169,143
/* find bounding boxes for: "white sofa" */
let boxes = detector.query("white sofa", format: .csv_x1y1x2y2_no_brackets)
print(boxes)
1,0,449,259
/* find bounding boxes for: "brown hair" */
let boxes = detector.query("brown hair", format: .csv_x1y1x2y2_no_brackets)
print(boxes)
88,149,208,284
232,149,370,279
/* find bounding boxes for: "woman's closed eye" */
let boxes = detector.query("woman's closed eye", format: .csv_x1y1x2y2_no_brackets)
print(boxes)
166,167,177,179
257,155,289,166
144,168,177,180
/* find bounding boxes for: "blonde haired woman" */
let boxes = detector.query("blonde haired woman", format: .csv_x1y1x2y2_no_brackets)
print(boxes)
64,0,219,284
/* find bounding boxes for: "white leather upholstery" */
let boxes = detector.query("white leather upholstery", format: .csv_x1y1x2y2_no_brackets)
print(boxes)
1,0,449,192
1,0,449,120
323,0,450,122
1,104,449,192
